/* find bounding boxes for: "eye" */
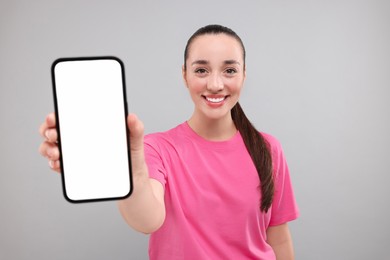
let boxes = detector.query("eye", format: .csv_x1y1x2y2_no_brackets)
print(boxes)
225,68,237,75
194,68,208,74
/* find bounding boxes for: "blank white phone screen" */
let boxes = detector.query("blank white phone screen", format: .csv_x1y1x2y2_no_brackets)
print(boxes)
53,58,132,202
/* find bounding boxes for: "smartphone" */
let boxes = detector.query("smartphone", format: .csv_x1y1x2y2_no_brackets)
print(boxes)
51,56,132,202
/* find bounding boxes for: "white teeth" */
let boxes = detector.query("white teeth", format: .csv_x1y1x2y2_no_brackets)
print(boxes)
206,97,225,103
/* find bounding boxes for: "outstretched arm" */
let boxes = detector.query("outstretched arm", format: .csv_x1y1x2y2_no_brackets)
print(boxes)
117,114,165,234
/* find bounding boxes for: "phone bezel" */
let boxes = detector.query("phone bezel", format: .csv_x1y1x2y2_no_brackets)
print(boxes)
51,56,133,203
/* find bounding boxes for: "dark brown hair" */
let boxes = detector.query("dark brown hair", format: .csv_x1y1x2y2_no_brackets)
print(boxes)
183,24,274,212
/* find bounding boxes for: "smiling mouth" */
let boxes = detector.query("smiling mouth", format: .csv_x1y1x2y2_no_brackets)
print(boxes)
203,96,228,103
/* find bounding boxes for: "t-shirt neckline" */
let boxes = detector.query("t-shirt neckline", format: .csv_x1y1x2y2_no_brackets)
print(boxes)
181,121,242,151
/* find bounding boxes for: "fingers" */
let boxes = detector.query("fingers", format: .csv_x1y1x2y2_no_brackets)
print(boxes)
39,112,61,173
49,160,61,173
39,140,61,173
39,141,60,161
46,112,56,127
39,112,58,143
44,128,58,143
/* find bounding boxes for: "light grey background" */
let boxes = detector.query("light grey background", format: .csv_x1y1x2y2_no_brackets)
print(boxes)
1,0,389,259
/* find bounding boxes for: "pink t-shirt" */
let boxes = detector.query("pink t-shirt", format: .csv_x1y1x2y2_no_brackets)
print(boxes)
144,122,299,259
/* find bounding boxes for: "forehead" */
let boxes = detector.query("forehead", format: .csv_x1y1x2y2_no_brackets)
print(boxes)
187,34,244,62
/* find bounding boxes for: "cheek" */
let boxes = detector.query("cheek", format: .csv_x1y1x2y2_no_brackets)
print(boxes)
225,79,244,94
187,77,207,92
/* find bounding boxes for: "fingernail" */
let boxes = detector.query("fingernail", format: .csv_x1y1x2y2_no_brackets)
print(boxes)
45,130,50,140
49,161,54,168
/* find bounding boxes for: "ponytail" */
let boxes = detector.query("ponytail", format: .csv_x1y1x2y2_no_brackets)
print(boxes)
231,102,274,212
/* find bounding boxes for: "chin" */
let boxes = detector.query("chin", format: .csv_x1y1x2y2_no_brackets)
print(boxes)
200,109,232,121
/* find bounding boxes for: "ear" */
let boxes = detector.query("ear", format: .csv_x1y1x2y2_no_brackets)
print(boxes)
182,65,188,88
243,64,247,81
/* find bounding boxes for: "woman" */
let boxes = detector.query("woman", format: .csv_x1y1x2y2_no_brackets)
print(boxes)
39,24,299,259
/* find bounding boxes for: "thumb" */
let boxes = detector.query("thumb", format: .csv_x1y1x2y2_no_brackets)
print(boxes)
127,113,145,164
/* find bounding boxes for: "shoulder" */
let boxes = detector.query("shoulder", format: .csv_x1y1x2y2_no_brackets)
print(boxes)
143,123,190,167
144,123,186,151
260,132,283,154
259,132,289,172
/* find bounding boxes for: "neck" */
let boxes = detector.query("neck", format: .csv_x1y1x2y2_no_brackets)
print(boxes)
187,113,237,141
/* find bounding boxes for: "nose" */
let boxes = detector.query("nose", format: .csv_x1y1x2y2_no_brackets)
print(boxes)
206,73,224,92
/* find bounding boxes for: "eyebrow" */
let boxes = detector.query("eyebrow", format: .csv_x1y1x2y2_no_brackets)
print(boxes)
191,59,241,66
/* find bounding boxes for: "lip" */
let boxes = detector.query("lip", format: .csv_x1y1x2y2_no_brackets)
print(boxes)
202,95,229,107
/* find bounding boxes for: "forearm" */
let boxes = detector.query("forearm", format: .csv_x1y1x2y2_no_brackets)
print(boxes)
118,163,165,234
270,238,294,260
267,223,295,260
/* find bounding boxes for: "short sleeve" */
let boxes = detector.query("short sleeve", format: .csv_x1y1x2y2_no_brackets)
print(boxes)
144,135,167,188
265,134,300,226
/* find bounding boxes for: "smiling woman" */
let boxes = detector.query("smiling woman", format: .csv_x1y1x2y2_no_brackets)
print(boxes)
183,33,245,126
39,24,299,259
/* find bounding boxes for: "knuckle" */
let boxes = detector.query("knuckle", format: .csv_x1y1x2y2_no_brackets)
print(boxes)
49,129,58,141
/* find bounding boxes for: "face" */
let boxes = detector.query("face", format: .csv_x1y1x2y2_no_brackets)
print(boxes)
183,34,246,122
